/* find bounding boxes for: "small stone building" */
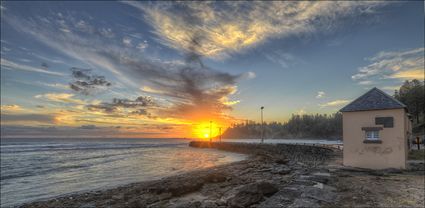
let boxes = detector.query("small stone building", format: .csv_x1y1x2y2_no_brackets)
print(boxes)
340,88,412,169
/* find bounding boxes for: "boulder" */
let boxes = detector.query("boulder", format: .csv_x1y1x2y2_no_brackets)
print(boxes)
228,182,278,208
204,172,227,183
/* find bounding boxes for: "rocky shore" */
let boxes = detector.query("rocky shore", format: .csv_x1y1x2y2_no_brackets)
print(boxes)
21,142,424,208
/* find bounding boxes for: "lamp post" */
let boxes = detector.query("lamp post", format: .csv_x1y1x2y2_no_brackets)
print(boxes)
209,121,212,143
219,127,222,143
261,106,264,143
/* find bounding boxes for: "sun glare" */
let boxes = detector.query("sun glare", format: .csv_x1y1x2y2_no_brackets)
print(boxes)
193,121,224,140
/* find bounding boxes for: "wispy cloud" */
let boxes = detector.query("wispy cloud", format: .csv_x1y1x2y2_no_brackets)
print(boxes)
1,114,56,124
352,48,424,84
125,1,388,58
264,50,296,69
316,91,326,99
319,99,350,108
1,58,65,76
1,104,22,112
35,93,85,104
3,10,257,123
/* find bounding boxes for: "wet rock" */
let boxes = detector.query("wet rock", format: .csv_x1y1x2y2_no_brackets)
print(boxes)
228,182,278,208
146,179,204,197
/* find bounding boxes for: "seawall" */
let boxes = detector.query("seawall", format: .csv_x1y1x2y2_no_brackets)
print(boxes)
189,141,337,166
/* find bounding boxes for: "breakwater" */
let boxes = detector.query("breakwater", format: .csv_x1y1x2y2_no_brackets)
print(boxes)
189,141,336,166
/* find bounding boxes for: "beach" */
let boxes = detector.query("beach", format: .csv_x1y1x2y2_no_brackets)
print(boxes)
19,141,424,208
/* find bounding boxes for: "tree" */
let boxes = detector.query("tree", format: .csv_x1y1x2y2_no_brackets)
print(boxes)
394,79,425,124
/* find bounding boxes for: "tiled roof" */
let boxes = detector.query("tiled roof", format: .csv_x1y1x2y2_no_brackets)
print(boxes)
340,87,406,112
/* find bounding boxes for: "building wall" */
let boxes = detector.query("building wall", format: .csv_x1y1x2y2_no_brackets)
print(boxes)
343,109,407,169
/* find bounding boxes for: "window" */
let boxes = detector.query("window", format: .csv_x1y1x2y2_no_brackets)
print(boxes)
366,130,379,140
375,117,394,128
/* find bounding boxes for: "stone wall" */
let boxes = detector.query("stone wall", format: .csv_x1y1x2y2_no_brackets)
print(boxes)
189,141,336,166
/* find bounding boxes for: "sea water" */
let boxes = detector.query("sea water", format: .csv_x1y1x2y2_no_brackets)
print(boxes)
0,138,246,207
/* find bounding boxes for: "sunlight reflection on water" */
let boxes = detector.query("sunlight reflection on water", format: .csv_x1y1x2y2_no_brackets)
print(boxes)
0,138,246,207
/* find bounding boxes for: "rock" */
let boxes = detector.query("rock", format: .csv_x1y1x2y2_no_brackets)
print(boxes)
79,203,95,208
227,182,278,208
408,160,425,171
299,174,329,184
172,201,202,208
145,178,205,197
205,172,227,183
301,186,337,203
312,172,330,177
290,198,319,208
272,167,291,175
291,179,316,186
280,187,302,198
383,168,403,174
200,200,218,208
313,182,324,189
275,157,289,164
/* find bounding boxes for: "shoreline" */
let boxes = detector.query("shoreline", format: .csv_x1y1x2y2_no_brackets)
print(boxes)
20,142,424,208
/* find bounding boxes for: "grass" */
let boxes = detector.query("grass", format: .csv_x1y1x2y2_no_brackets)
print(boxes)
408,149,425,160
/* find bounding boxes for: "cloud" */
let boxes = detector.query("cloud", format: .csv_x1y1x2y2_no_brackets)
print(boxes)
0,124,173,138
357,80,374,85
381,85,401,91
264,50,296,69
319,99,350,108
137,40,149,51
38,82,70,90
1,58,65,76
78,124,98,129
316,91,326,98
69,67,112,95
1,113,56,124
1,104,22,112
123,37,132,47
35,93,85,104
86,96,156,115
2,7,254,125
352,48,424,84
388,69,424,80
125,1,388,58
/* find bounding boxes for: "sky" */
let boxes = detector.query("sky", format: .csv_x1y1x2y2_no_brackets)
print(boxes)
1,1,424,138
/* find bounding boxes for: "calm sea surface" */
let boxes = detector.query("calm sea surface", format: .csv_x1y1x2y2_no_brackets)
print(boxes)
0,138,246,207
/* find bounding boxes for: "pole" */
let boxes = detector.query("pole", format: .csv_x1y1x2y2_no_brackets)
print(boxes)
209,121,212,143
261,106,264,143
219,127,222,143
417,137,420,150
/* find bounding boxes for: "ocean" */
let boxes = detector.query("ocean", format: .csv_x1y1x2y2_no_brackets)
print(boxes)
0,138,246,207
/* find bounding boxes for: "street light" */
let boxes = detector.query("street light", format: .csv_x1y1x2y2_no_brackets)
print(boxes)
261,106,264,143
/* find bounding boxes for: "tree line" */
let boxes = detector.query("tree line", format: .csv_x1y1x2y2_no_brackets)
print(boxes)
223,79,424,139
394,79,424,135
222,113,342,140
